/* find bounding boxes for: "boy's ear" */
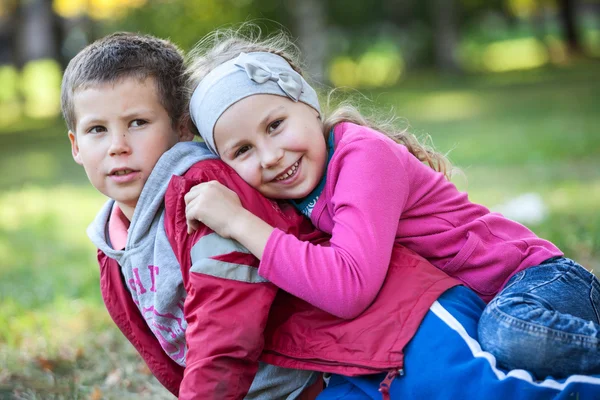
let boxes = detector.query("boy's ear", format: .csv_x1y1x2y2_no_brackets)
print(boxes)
68,131,84,165
177,119,195,142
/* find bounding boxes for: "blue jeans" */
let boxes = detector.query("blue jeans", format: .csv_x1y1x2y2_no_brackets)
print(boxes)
317,286,600,400
478,257,600,379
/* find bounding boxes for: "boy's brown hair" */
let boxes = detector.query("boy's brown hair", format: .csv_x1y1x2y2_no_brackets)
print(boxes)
61,32,187,132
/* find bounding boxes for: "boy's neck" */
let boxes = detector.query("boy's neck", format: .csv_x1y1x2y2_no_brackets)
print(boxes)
117,202,135,222
109,204,131,250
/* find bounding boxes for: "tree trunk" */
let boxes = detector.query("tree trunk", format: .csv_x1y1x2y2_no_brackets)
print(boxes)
286,0,328,82
15,0,59,66
0,4,16,66
558,0,583,56
430,0,461,73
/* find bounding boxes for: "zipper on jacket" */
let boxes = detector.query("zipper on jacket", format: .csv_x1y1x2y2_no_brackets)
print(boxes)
263,350,401,373
378,369,403,400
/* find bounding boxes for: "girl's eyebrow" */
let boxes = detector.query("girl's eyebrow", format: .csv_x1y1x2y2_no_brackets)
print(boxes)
259,106,285,128
223,141,243,158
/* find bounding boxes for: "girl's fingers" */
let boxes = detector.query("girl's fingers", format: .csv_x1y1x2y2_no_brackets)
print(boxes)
187,219,200,235
185,201,202,234
184,185,202,205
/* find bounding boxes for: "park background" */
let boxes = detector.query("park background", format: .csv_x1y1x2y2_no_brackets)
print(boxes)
0,0,599,398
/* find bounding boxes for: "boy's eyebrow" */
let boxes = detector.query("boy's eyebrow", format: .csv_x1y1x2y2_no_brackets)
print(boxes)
77,107,155,127
78,116,104,127
120,107,154,120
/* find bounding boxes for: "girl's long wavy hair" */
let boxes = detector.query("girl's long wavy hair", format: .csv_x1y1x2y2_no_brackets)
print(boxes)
186,23,452,179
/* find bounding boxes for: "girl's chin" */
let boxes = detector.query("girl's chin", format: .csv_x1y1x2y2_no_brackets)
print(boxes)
265,180,318,200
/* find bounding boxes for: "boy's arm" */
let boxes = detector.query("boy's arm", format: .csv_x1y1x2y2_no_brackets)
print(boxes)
164,161,298,399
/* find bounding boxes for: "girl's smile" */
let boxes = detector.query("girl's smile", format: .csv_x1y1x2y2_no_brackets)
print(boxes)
272,158,301,183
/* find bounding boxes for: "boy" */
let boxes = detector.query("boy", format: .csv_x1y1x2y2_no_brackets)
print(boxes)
62,32,322,399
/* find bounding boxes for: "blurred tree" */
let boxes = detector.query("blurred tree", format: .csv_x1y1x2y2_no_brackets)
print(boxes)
0,0,16,66
558,0,583,55
14,0,62,67
108,0,261,52
430,0,461,73
285,0,327,80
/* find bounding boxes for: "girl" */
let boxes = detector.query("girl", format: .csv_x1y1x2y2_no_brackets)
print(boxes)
184,28,600,384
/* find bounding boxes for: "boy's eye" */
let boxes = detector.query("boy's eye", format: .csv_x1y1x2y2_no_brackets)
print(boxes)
267,119,283,133
234,145,251,158
88,125,106,134
131,119,148,127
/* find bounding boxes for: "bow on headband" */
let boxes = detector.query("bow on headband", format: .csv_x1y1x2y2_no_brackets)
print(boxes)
235,52,303,101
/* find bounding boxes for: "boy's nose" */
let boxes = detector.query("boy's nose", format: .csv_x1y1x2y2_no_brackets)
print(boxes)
108,131,132,156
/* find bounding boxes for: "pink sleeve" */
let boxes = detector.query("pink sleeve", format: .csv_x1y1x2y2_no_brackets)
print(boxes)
260,137,409,319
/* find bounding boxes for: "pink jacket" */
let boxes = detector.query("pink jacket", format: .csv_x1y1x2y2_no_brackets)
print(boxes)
97,159,460,398
259,122,562,319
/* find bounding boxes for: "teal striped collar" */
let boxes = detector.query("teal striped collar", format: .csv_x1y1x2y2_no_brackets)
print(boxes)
290,129,335,218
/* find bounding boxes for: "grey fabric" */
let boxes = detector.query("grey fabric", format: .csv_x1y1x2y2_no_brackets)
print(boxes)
192,258,269,283
191,233,269,283
189,51,321,155
236,52,304,101
249,363,319,400
87,141,317,399
191,231,250,258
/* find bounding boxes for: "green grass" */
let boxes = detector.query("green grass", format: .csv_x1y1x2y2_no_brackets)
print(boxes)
0,62,599,398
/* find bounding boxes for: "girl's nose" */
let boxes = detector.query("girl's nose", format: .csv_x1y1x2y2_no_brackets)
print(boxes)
260,144,284,169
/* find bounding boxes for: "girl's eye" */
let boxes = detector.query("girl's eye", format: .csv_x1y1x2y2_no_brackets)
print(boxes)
131,119,148,128
234,145,251,158
88,126,106,134
267,119,283,133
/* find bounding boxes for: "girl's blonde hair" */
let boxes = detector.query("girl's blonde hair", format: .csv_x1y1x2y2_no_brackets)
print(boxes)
186,24,452,179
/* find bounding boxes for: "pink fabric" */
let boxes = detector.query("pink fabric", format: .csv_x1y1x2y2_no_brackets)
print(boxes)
107,204,129,250
260,122,562,317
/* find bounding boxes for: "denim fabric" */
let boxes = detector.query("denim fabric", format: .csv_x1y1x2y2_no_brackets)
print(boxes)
478,257,600,379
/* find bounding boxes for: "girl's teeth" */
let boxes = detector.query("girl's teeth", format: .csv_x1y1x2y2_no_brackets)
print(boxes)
276,161,299,181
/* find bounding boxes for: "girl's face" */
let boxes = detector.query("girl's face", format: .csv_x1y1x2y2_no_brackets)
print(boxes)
214,94,327,200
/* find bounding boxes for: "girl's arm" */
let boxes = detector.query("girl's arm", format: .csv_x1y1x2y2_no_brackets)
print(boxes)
186,137,409,319
260,137,409,318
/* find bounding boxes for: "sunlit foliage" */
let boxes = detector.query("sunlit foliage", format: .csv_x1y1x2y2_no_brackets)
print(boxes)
329,42,404,88
53,0,147,20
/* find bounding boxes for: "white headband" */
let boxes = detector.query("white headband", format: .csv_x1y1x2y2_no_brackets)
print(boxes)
189,51,321,155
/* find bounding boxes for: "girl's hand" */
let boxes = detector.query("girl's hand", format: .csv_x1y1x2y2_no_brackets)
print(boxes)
184,180,245,238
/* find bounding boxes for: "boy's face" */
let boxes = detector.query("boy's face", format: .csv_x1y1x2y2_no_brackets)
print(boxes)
68,77,192,219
